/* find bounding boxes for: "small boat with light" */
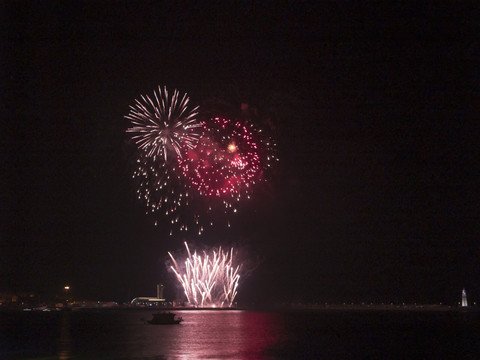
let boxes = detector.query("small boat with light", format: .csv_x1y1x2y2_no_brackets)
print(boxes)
147,312,183,325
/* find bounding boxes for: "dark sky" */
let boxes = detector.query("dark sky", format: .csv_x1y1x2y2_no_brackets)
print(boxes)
2,2,479,305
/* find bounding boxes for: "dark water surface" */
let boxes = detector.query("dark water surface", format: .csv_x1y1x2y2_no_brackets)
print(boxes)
1,309,479,359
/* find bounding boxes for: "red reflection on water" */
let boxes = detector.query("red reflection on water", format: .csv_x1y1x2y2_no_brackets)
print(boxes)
238,311,287,358
145,310,288,359
122,310,288,359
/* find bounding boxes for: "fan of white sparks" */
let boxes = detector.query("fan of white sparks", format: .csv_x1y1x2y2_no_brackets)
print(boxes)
126,86,201,161
169,242,240,308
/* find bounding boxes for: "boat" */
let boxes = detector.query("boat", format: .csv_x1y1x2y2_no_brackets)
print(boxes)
147,312,183,325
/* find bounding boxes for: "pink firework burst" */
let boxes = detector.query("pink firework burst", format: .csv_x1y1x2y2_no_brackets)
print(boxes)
178,117,263,210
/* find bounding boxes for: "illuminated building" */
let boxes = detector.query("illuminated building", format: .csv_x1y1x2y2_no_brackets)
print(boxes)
130,283,169,307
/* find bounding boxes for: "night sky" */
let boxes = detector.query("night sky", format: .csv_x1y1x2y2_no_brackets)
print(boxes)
2,2,479,305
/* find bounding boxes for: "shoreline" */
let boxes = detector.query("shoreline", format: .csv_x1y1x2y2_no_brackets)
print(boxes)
2,304,479,313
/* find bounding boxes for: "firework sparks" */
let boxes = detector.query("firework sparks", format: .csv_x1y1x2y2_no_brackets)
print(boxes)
131,154,192,229
126,86,200,162
126,86,201,231
178,116,275,217
169,242,240,307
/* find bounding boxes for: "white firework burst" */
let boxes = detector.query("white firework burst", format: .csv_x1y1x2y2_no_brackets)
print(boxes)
126,86,201,161
169,242,240,307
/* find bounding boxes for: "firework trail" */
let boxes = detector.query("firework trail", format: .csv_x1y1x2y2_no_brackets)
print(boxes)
169,242,240,307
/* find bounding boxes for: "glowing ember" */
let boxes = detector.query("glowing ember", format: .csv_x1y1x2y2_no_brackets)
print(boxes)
227,142,237,153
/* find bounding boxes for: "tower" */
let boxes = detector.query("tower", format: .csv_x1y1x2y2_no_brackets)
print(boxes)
157,284,165,300
461,288,468,307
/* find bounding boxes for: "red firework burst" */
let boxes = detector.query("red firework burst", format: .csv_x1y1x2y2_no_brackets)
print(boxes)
178,117,263,206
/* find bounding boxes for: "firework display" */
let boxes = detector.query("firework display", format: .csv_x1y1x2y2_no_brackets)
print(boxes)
169,242,240,307
126,86,277,234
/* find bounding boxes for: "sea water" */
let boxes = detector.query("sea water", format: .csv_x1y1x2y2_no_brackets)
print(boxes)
1,309,479,359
